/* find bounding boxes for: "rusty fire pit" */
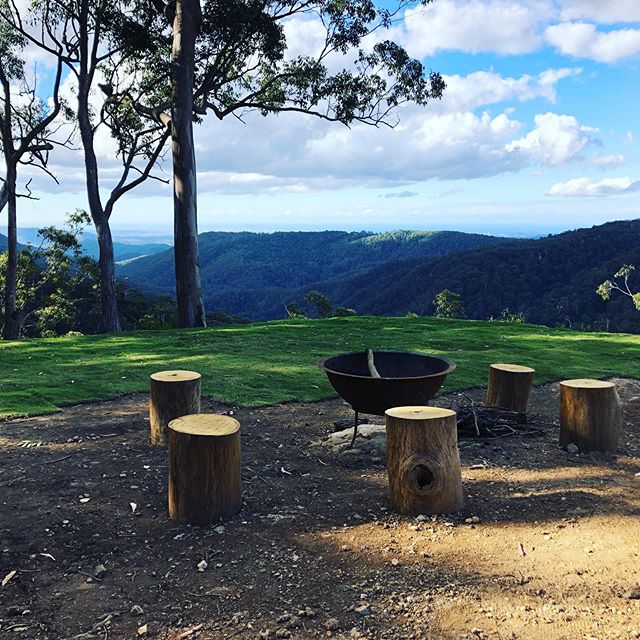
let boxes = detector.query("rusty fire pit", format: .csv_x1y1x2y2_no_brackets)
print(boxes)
318,350,456,446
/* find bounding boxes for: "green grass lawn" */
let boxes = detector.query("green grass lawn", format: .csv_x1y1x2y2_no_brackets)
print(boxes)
1,316,638,418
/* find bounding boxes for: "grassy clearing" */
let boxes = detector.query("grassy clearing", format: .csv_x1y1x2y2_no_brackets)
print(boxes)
1,316,638,418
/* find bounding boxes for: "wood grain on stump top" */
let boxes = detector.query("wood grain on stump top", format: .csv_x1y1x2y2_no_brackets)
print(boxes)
560,379,614,389
150,370,201,383
169,414,239,437
385,406,456,420
490,363,535,374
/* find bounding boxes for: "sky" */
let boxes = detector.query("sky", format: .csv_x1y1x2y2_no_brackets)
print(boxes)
9,0,640,238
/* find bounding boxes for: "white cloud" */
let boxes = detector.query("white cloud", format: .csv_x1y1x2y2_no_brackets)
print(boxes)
589,154,626,167
400,0,551,57
437,68,581,113
546,22,640,62
506,112,593,165
559,0,640,24
547,176,640,196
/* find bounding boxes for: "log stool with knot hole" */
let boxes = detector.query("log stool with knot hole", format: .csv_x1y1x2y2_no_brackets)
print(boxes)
385,406,463,515
559,379,623,452
486,363,535,413
168,414,241,524
149,370,201,444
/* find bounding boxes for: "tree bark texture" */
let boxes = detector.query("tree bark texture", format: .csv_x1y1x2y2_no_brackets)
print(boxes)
171,0,206,329
168,414,241,524
385,406,463,515
486,363,535,413
77,5,121,334
2,166,21,340
559,379,623,452
0,183,7,213
95,218,122,333
149,370,201,444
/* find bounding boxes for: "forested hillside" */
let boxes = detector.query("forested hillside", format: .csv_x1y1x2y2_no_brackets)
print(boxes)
194,220,640,332
120,229,514,295
118,220,640,332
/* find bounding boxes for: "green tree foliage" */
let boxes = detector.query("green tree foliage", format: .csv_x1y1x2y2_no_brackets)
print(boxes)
597,265,640,311
491,308,525,323
334,306,357,317
433,289,465,319
304,290,333,318
0,210,97,336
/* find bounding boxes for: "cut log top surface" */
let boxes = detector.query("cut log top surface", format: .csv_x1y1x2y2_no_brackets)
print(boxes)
385,406,456,420
169,414,240,436
150,370,201,383
490,363,535,374
560,378,614,389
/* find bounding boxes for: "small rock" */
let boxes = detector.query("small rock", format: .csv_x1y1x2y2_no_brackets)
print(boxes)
566,443,579,454
137,624,148,636
197,560,208,572
275,629,290,638
624,589,640,600
415,515,428,522
214,526,225,534
7,606,24,616
94,564,107,579
131,605,144,616
324,618,340,631
465,516,481,524
355,604,371,617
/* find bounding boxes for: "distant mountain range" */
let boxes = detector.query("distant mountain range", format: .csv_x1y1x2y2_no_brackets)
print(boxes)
1,227,170,263
120,221,640,332
118,228,514,304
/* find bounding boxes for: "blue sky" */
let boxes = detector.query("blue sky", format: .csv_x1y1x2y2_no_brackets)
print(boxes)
12,0,640,237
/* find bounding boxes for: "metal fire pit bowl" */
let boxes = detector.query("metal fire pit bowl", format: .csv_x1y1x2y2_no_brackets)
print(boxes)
318,350,456,418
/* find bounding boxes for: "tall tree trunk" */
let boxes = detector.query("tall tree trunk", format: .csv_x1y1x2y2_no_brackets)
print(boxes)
77,57,121,333
95,217,121,333
171,0,206,328
0,183,7,213
2,166,21,340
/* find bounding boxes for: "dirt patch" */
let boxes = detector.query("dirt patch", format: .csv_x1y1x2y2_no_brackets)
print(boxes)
0,380,639,640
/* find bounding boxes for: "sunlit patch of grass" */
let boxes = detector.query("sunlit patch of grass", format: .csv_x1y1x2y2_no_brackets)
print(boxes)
1,316,639,418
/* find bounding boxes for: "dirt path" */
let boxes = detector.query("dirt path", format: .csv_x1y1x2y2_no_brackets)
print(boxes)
0,380,638,640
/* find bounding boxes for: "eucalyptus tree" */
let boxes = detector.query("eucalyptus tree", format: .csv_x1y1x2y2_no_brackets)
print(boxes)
142,0,445,328
0,0,171,333
0,21,70,339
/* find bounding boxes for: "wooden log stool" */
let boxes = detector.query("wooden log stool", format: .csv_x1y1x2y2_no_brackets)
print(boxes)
149,370,201,444
559,379,623,452
385,406,463,515
486,363,535,413
168,414,241,524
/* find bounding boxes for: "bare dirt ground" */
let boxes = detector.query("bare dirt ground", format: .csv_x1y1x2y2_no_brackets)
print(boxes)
0,380,639,640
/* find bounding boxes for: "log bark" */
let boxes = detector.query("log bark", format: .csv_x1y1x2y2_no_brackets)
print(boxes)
486,363,535,412
559,379,623,452
149,370,201,444
168,414,241,524
385,406,463,515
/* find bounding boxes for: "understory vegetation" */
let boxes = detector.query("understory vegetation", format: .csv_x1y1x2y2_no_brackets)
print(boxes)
2,316,640,418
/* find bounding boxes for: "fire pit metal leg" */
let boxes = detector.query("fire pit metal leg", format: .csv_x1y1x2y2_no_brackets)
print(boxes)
348,410,359,448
